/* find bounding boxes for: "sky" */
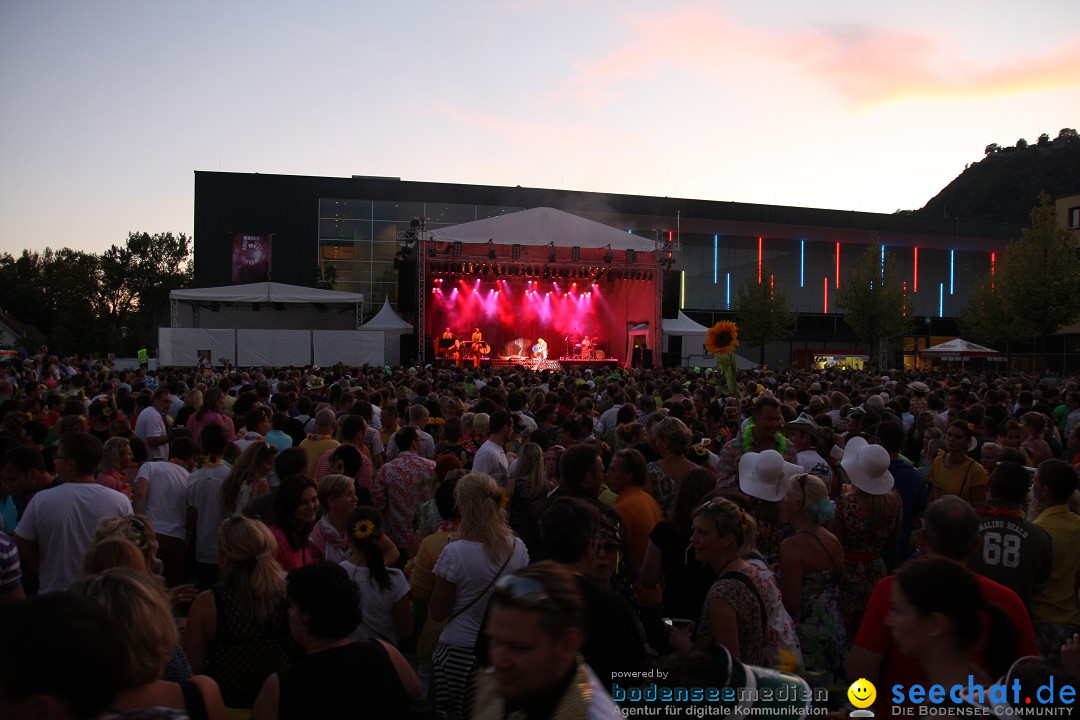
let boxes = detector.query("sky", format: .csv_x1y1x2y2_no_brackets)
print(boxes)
2,0,1078,256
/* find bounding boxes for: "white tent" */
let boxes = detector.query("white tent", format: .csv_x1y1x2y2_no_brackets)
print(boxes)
170,282,363,330
429,207,655,251
360,298,414,366
918,338,1002,359
662,313,759,369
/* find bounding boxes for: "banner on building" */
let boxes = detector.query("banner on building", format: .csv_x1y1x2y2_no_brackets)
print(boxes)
231,234,271,284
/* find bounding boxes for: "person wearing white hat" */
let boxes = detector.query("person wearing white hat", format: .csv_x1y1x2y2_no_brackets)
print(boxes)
737,449,803,564
829,436,901,641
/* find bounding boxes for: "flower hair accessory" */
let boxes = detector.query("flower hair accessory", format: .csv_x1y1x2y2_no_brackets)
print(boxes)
809,498,836,524
488,489,510,510
691,445,709,458
352,519,377,541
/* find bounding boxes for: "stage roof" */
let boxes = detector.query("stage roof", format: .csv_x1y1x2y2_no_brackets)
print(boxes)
429,207,656,252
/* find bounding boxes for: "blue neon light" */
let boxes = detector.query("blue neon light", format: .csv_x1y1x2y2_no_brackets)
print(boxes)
800,240,805,288
949,250,955,294
939,283,944,317
880,245,885,278
714,235,718,284
726,273,731,309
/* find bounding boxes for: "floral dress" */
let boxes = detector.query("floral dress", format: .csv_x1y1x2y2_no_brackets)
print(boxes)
797,566,846,683
833,492,899,643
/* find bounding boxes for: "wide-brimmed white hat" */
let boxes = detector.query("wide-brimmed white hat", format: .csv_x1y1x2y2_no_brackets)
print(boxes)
786,412,823,441
739,449,803,502
841,437,894,495
908,381,930,394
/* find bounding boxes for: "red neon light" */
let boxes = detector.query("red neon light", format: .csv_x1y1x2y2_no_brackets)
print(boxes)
991,252,996,276
668,231,673,243
824,277,829,314
758,237,763,284
835,243,840,289
770,274,775,301
913,247,919,293
902,281,908,317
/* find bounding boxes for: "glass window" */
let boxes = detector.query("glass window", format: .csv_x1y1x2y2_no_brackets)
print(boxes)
318,219,370,242
372,242,398,263
424,203,476,225
372,201,426,222
319,242,355,261
372,221,407,243
319,199,372,220
475,205,524,220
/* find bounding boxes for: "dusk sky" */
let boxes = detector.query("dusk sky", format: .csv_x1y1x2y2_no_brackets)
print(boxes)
2,1,1078,256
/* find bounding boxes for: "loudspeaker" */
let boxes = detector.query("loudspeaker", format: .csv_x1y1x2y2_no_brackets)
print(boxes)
397,261,417,314
665,335,682,368
400,333,418,366
661,270,680,319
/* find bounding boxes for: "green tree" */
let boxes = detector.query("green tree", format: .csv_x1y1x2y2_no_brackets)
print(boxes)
959,276,1025,348
315,264,338,290
997,192,1080,364
835,247,913,367
734,262,794,365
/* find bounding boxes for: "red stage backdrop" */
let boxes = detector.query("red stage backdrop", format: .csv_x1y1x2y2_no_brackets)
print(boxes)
231,234,271,284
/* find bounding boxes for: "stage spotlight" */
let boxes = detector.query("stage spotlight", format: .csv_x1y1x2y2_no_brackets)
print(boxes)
488,239,496,260
547,242,556,263
603,244,614,263
626,249,637,264
571,246,581,262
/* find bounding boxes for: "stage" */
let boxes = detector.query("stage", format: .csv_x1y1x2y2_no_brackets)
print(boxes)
419,207,662,369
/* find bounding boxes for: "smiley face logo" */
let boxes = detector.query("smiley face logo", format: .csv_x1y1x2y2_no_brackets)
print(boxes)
848,678,877,709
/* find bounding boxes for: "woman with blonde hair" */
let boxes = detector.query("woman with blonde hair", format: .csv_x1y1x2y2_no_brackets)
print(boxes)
647,416,699,513
779,473,846,682
307,473,358,563
176,387,204,429
220,441,277,517
97,436,134,499
430,472,529,719
669,496,771,665
76,568,227,720
94,514,165,577
82,535,148,576
505,441,547,534
184,517,301,711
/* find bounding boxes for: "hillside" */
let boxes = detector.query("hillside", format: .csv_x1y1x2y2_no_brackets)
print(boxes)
916,131,1080,225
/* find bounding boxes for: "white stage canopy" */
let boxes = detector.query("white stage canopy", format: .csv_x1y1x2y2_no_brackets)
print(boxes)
170,282,363,330
237,330,311,367
313,330,385,366
158,328,237,367
361,298,413,366
429,207,656,252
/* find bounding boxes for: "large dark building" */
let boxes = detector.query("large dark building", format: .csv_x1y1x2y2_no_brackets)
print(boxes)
194,171,1057,369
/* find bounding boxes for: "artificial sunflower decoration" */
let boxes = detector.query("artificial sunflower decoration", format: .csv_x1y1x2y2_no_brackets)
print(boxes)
704,321,739,356
352,519,376,541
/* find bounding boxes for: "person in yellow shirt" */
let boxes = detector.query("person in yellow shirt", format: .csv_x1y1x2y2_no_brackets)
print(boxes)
929,421,987,503
1029,458,1080,656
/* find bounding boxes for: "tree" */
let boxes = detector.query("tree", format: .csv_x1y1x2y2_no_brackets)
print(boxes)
959,276,1025,348
835,247,913,368
1037,133,1051,147
734,262,794,365
984,143,1000,155
997,192,1080,363
315,264,338,290
1016,138,1028,149
1058,128,1078,140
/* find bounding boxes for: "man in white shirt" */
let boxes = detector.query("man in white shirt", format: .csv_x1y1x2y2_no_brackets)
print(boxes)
14,433,132,592
134,437,195,587
472,410,512,487
135,387,172,461
385,404,436,460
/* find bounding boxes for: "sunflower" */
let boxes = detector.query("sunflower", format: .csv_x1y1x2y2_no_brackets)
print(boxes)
352,519,376,541
704,321,739,356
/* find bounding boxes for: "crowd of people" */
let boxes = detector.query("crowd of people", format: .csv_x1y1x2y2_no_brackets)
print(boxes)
1,351,1080,718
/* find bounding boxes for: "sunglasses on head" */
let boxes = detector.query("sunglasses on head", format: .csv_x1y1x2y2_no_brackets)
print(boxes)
493,574,559,612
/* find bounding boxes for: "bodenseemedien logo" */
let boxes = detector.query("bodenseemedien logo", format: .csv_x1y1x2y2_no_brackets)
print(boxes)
848,678,877,717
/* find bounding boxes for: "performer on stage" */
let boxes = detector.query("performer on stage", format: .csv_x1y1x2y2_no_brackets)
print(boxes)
535,337,548,359
579,335,593,359
442,327,455,340
471,327,484,344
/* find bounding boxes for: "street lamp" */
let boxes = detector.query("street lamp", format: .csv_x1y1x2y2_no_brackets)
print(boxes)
120,325,129,338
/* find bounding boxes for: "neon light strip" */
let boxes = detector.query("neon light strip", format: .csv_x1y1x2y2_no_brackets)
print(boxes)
680,271,686,309
939,283,944,317
726,273,731,309
714,234,718,284
880,245,885,278
769,274,775,301
835,243,840,289
800,240,805,288
914,247,919,293
824,277,829,314
950,250,955,295
991,252,996,291
758,237,763,284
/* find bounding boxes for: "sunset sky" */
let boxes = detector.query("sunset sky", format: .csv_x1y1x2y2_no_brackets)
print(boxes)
2,0,1078,255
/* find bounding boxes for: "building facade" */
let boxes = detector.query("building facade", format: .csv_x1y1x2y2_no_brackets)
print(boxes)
195,171,1071,368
